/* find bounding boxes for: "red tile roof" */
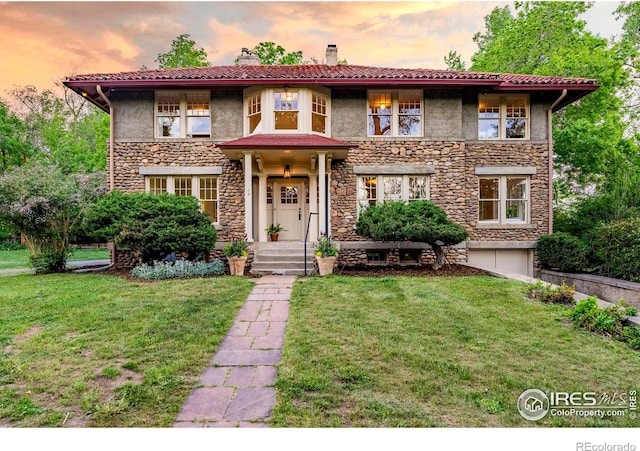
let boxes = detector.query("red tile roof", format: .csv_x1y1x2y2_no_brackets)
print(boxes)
217,134,353,149
65,64,597,86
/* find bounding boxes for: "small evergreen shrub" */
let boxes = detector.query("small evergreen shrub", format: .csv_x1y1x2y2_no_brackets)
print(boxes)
131,259,225,280
537,232,588,272
591,217,640,282
528,280,576,305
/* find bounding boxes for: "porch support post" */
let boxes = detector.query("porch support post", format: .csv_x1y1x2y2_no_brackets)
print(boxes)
242,151,254,242
308,174,318,242
258,174,268,243
318,151,327,236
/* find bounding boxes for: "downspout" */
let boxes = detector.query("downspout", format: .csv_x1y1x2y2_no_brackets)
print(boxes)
96,85,115,191
547,89,567,235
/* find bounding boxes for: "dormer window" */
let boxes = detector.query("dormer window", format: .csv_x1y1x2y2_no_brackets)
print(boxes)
244,87,330,135
155,91,211,138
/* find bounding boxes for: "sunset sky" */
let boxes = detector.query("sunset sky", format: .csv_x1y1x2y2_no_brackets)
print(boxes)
0,1,624,97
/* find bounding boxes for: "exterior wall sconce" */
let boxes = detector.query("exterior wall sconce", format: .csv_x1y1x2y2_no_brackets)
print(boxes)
284,164,291,178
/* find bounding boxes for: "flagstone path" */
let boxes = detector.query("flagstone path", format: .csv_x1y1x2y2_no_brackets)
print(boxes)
173,275,295,428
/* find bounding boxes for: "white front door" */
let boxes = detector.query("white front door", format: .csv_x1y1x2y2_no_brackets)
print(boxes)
273,180,304,241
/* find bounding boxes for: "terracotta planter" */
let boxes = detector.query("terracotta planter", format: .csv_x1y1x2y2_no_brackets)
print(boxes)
228,256,247,276
269,233,279,242
316,256,337,276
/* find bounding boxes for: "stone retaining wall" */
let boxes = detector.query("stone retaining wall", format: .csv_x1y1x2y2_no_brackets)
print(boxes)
536,269,640,309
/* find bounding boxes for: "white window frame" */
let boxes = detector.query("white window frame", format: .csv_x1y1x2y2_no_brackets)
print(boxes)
155,91,211,139
478,176,530,224
367,90,423,137
478,94,530,140
243,87,331,136
144,175,219,223
357,174,430,214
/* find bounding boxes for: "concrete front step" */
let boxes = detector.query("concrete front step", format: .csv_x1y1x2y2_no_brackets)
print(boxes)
251,242,318,275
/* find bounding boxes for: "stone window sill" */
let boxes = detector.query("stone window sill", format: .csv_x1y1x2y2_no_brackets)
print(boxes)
476,223,537,230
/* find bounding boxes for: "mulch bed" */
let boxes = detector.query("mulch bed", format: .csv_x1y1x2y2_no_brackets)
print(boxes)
78,263,489,281
335,264,490,278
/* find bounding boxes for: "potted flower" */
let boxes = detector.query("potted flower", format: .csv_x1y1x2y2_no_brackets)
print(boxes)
314,234,338,276
223,236,249,276
266,223,286,242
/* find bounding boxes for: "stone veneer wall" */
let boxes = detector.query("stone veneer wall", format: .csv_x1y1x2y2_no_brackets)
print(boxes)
110,141,249,269
464,142,549,241
338,247,467,267
110,141,245,242
330,140,549,267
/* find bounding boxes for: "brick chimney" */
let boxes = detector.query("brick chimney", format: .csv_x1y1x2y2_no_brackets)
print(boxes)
237,47,260,65
326,44,338,66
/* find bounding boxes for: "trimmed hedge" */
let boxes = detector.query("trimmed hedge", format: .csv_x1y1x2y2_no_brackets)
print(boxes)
591,217,640,283
537,232,589,273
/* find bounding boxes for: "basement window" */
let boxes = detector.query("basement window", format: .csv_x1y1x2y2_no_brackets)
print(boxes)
399,250,421,265
367,250,388,265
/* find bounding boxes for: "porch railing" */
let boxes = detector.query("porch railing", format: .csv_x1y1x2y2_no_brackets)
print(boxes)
304,212,319,276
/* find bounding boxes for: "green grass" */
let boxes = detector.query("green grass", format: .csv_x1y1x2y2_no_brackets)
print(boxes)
272,275,640,427
0,248,109,270
0,273,253,427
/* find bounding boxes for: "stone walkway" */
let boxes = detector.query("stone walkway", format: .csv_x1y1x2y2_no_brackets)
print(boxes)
173,274,295,428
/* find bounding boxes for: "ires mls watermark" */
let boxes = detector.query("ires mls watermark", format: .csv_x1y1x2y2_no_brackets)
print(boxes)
517,388,637,421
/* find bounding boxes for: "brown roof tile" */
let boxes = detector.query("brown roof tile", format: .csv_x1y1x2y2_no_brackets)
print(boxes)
65,64,596,86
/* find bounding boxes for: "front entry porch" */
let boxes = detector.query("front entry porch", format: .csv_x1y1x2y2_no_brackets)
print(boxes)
217,134,352,244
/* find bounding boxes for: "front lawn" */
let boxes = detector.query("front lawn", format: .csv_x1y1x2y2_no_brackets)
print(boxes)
0,248,109,270
0,273,253,427
273,275,640,427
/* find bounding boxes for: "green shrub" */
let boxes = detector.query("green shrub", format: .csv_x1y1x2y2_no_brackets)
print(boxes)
568,296,633,341
131,259,225,280
591,217,640,282
83,191,217,264
537,232,589,272
528,280,576,305
29,248,69,274
355,200,468,270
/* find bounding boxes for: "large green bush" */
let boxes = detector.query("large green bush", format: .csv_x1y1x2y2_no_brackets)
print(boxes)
537,232,589,273
82,191,217,264
355,200,468,269
0,163,105,273
591,217,640,282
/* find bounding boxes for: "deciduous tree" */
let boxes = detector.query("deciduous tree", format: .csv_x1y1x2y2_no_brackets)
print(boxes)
154,34,210,69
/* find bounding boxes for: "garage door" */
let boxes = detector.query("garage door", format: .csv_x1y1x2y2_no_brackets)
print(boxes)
468,249,532,277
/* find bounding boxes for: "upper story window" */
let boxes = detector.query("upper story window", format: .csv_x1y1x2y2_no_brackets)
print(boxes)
368,91,423,137
244,87,330,136
478,94,529,140
274,90,299,130
156,91,210,138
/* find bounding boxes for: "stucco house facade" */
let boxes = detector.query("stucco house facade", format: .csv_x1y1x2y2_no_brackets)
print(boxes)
64,45,597,276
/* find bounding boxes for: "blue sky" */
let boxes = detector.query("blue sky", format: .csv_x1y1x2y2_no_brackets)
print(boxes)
0,1,624,95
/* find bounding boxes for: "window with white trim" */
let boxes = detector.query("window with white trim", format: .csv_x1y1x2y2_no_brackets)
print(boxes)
478,176,529,223
156,91,211,138
357,175,430,212
244,88,330,135
478,94,529,140
368,91,423,137
145,175,219,222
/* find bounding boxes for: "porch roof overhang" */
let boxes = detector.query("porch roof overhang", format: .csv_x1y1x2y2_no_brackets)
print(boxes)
217,134,353,161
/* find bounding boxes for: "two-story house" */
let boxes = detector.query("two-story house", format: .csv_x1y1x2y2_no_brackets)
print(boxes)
64,44,597,276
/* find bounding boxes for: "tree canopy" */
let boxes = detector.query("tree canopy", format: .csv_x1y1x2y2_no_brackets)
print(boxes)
154,34,210,69
466,1,638,187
